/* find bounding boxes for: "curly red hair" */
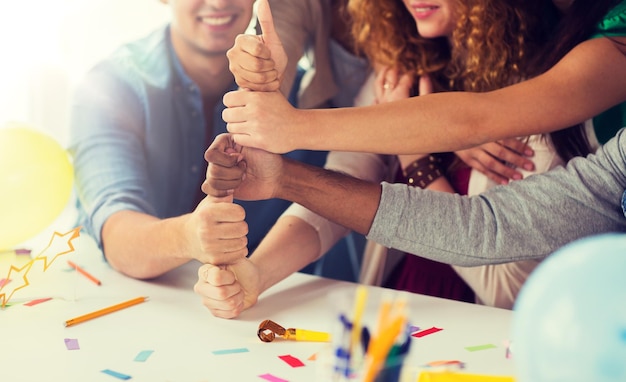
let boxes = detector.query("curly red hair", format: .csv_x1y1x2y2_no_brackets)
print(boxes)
347,0,546,92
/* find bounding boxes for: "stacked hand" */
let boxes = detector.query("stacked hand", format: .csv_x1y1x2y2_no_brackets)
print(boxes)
194,257,261,319
227,0,286,91
195,133,285,318
197,0,291,318
192,179,255,319
185,192,247,265
222,0,302,154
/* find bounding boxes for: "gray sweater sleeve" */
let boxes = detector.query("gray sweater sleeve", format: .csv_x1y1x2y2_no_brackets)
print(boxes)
368,129,626,266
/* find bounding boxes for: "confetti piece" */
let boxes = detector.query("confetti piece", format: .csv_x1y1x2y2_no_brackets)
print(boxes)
212,348,250,355
425,360,465,368
134,350,154,362
258,373,288,382
308,352,318,361
412,327,443,338
465,343,497,352
0,278,11,287
503,340,513,359
24,297,52,306
278,354,305,368
64,338,80,350
101,369,132,380
15,248,31,255
410,325,421,333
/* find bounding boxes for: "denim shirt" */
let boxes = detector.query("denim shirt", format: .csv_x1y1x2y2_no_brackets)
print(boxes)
69,25,328,251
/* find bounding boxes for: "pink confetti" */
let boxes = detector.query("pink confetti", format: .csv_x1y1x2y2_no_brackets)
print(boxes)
278,354,305,368
258,373,288,382
24,297,52,306
64,338,80,350
0,279,11,287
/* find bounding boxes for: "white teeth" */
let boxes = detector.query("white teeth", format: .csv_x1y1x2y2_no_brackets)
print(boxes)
415,6,436,12
201,16,232,26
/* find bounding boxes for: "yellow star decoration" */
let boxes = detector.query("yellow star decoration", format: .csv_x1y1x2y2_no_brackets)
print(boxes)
0,227,81,308
34,227,81,271
0,261,34,308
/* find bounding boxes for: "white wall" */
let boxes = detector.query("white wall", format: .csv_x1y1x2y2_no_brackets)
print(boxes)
0,0,170,145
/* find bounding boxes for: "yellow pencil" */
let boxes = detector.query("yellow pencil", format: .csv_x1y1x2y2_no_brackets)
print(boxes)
363,314,406,382
68,260,102,286
350,285,368,354
64,296,148,327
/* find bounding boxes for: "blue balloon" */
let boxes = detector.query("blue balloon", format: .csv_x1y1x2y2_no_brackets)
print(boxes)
512,234,626,382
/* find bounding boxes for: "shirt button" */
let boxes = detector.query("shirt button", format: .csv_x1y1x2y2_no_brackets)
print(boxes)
188,85,195,92
191,165,199,173
191,111,197,117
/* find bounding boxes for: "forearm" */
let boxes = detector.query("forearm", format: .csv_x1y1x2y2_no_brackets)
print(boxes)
299,38,626,155
102,211,191,279
275,159,381,235
249,215,322,293
368,137,626,266
301,94,497,154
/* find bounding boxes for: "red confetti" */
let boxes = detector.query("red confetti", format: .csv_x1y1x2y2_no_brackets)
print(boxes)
278,354,305,367
412,327,443,338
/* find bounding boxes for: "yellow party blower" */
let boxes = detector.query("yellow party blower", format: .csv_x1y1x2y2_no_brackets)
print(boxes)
418,371,515,382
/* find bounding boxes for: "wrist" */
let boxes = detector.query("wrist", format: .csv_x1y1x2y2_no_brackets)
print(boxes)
248,253,275,294
274,157,314,202
402,154,444,189
297,109,325,151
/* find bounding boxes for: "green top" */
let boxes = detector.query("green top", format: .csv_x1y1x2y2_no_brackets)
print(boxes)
592,1,626,144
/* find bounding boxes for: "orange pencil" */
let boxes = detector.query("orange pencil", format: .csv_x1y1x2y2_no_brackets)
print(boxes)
67,260,102,286
64,296,148,327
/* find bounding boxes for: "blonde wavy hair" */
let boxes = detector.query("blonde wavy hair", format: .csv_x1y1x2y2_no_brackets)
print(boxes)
347,0,546,92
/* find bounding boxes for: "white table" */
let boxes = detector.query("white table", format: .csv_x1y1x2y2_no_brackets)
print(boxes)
2,233,515,381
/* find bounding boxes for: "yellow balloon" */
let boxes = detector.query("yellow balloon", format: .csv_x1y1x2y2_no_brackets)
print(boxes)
0,125,73,250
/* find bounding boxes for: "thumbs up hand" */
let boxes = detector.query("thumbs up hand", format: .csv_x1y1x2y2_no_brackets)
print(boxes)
227,0,287,91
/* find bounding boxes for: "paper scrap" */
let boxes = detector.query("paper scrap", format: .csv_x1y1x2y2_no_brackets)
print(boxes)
465,343,497,352
425,360,465,368
212,347,250,355
278,354,305,367
412,327,443,338
258,373,288,382
24,297,52,306
308,352,318,361
134,350,154,362
410,325,421,333
101,369,132,380
503,340,513,359
64,338,80,350
0,279,10,287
